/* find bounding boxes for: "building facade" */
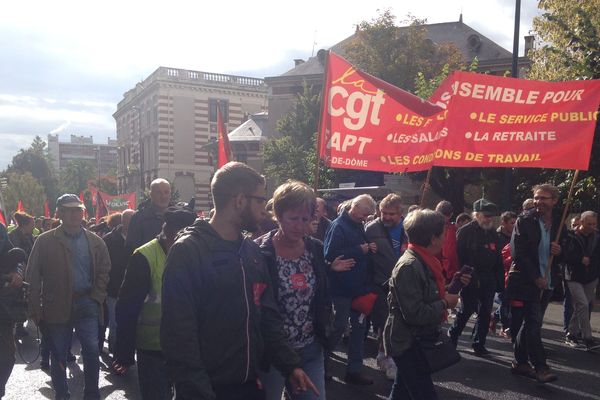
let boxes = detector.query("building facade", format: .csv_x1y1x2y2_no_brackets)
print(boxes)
113,67,267,211
47,134,118,177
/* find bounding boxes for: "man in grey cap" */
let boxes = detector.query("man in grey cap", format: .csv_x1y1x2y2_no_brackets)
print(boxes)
26,194,111,400
448,198,504,356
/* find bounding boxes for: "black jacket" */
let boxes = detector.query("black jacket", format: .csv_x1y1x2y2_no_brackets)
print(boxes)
456,220,504,291
255,230,332,354
506,209,567,301
160,220,300,400
563,230,599,284
103,226,129,298
125,203,169,254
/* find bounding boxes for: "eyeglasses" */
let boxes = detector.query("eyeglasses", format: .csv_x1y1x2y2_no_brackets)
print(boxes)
246,195,267,203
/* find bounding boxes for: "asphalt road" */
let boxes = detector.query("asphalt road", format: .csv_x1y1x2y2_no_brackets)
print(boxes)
5,300,600,399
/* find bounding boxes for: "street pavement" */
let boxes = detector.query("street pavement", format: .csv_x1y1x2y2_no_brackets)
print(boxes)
5,300,600,399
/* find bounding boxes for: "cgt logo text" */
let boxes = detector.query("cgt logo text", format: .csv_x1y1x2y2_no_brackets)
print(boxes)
331,156,368,167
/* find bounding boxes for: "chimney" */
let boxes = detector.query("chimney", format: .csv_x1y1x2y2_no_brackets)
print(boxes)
524,35,535,57
294,59,305,67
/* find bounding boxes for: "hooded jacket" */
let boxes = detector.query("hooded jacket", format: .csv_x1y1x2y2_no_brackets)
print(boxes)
160,219,300,400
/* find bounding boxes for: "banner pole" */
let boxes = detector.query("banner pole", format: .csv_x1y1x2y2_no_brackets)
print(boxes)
420,168,433,208
313,50,330,193
546,169,579,279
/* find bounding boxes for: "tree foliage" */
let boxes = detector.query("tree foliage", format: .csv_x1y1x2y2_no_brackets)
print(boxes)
2,171,46,216
520,0,600,211
59,160,97,195
344,10,465,92
7,135,58,207
263,81,350,188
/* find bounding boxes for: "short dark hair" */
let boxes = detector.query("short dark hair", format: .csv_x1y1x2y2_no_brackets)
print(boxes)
380,193,403,212
403,209,445,247
455,212,472,225
435,200,454,217
272,180,316,221
533,183,559,199
500,211,517,222
13,211,34,227
211,162,265,210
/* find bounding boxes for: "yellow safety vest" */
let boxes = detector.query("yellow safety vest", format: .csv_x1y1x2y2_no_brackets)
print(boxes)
134,238,166,351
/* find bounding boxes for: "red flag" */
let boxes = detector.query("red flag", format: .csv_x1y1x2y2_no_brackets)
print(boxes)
217,107,233,168
79,191,89,220
44,200,50,218
17,200,24,212
0,210,6,226
95,191,109,221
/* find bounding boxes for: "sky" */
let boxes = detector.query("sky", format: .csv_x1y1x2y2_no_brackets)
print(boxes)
0,0,540,170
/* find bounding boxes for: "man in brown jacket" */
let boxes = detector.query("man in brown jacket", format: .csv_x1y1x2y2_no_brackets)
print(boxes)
26,194,111,400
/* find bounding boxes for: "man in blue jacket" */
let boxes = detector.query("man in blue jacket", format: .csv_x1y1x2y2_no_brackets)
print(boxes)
324,194,377,385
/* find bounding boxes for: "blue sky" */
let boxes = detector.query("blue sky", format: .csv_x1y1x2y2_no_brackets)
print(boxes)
0,0,539,169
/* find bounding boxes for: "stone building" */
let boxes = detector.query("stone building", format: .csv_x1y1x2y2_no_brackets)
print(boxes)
47,134,118,177
113,67,267,210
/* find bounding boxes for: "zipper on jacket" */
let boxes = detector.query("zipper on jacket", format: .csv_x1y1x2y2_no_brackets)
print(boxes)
239,241,251,383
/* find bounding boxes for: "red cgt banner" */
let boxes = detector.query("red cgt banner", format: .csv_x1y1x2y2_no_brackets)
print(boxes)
319,51,445,173
431,71,600,170
318,52,600,172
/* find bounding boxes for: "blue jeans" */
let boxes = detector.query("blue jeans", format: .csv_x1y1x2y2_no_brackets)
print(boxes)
44,297,100,400
389,345,438,400
260,340,325,400
137,349,172,400
330,296,365,374
514,290,552,370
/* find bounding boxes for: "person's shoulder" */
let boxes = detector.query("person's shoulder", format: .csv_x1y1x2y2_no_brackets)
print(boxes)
365,218,382,232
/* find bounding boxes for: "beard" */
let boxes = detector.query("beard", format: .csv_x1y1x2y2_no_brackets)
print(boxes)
240,203,260,233
477,219,494,231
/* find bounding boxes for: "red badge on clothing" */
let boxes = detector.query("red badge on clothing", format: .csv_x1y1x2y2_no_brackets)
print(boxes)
252,283,267,306
291,273,308,290
489,243,497,251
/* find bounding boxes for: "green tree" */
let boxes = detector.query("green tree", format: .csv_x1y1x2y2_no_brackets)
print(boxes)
7,135,58,207
59,160,97,195
517,0,600,211
344,10,465,92
263,81,350,188
2,171,46,216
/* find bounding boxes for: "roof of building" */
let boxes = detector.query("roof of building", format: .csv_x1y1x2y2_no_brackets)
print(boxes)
228,118,264,142
276,19,512,78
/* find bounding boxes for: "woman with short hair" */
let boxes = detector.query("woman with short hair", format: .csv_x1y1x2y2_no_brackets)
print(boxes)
255,180,354,400
384,209,467,399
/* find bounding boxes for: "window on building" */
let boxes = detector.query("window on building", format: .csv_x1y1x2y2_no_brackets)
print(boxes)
209,99,229,123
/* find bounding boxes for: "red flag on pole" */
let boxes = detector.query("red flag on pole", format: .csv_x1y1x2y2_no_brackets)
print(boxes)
217,106,233,168
17,200,24,212
44,200,50,218
95,191,108,221
0,210,6,226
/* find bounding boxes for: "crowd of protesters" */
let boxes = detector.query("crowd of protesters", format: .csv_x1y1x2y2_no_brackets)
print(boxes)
0,161,598,400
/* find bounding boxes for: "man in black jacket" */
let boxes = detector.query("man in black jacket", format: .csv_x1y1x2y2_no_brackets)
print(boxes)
103,209,134,354
448,198,503,356
160,162,316,400
506,183,565,383
125,178,172,254
563,210,599,350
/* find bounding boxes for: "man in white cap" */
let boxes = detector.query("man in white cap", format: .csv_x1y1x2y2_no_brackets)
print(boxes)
27,194,111,400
